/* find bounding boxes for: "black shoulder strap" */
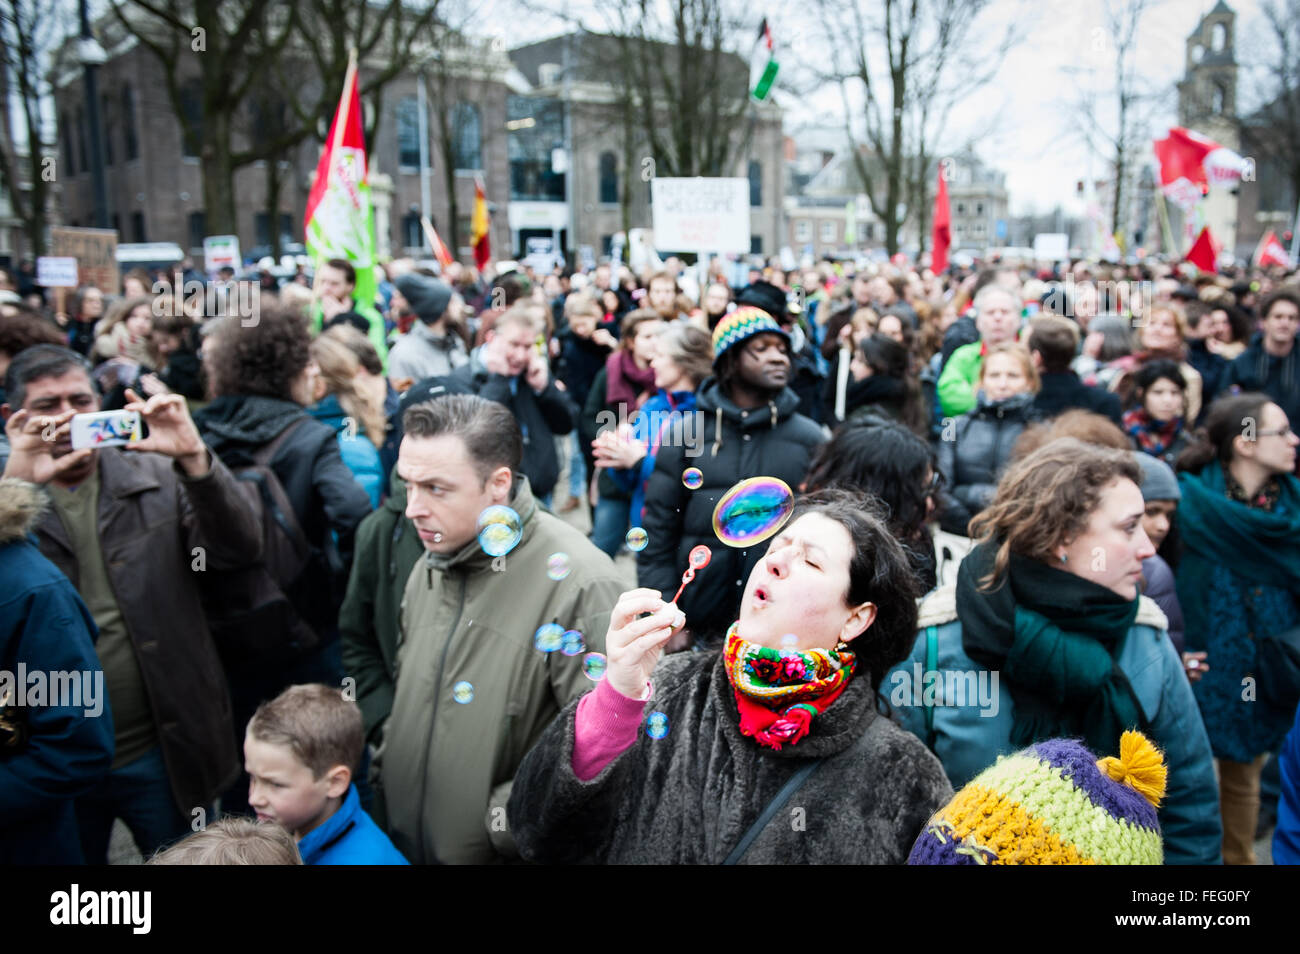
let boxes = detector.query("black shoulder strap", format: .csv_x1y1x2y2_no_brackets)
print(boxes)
251,416,308,469
722,758,824,865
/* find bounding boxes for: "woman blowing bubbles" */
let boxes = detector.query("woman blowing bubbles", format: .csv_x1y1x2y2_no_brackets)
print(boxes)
508,490,953,863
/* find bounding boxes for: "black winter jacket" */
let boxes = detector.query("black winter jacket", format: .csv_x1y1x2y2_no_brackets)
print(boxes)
937,391,1038,535
636,378,825,642
195,394,373,637
1221,332,1300,430
450,355,576,499
1031,370,1122,425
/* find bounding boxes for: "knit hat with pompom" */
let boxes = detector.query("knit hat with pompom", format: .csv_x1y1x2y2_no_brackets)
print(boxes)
907,730,1167,865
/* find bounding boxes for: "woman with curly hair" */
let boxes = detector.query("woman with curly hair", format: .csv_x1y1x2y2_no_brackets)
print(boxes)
194,305,372,817
888,437,1222,864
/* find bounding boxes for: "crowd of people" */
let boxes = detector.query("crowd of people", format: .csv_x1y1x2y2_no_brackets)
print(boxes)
2,248,1300,866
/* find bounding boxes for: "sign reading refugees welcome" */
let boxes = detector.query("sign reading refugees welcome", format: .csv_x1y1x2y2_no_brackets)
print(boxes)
651,178,751,254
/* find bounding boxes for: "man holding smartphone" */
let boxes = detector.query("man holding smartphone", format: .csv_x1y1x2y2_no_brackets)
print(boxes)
1,344,261,862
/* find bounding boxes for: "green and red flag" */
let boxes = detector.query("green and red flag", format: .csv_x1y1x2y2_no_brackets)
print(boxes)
305,50,386,360
750,18,779,103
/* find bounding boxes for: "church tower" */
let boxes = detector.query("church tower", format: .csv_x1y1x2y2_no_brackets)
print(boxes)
1174,1,1239,256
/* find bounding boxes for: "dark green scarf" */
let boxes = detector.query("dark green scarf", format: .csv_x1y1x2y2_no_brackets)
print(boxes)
956,542,1147,754
1175,462,1300,651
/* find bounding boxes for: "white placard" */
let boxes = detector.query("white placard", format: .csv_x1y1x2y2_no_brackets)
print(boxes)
36,256,80,288
203,234,242,273
1032,233,1070,262
651,177,751,254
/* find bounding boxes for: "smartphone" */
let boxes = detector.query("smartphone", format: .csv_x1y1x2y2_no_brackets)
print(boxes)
70,410,143,450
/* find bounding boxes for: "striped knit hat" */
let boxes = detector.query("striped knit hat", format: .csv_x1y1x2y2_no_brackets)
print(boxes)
908,731,1167,865
711,305,790,365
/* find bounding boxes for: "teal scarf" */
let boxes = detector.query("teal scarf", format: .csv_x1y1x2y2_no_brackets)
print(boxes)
956,543,1146,755
1175,462,1300,649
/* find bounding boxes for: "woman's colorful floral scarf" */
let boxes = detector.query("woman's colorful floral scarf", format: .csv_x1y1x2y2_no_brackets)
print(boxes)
722,624,855,750
1122,407,1183,457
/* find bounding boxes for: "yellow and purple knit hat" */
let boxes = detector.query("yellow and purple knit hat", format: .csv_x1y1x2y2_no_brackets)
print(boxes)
908,731,1167,865
711,305,790,365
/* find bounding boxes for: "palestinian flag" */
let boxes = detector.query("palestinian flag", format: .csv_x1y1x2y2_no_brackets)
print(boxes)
471,176,491,270
750,18,778,102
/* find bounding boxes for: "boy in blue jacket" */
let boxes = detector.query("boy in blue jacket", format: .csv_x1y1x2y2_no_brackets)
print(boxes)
244,683,407,865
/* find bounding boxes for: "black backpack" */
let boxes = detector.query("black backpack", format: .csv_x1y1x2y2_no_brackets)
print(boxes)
202,419,320,665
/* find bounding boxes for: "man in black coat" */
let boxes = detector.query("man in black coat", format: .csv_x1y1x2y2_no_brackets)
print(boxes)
1027,316,1122,425
637,306,825,645
449,305,576,505
1221,289,1300,430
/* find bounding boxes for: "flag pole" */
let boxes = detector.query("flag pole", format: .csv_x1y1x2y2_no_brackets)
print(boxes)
1155,189,1176,258
1291,196,1300,263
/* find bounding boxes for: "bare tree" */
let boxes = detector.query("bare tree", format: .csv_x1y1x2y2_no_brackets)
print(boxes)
111,0,445,237
1249,0,1300,212
1065,0,1169,239
0,0,75,256
801,0,1013,256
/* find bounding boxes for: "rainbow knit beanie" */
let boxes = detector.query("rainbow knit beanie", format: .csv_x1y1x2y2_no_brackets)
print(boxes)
710,305,789,365
908,730,1167,865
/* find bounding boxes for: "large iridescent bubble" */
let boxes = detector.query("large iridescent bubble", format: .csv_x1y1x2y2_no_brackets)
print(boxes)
710,477,795,548
477,505,522,557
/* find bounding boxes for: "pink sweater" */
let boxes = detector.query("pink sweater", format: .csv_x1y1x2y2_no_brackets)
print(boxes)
572,677,650,781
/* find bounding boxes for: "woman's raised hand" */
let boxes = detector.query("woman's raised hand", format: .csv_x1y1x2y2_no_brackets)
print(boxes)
604,588,685,700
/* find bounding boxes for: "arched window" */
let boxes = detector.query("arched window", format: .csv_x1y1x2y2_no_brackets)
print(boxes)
62,112,75,175
1213,82,1227,114
101,94,114,166
122,85,138,160
599,151,617,204
76,106,87,170
1211,23,1226,52
452,103,481,171
748,160,762,207
397,96,420,169
180,81,203,158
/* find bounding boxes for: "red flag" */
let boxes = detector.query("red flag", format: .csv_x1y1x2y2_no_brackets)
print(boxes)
1185,226,1219,273
931,167,951,273
305,57,367,235
471,177,491,270
1154,127,1251,209
1254,230,1294,269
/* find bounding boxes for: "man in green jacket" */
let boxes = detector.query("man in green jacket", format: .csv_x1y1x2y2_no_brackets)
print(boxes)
936,285,1023,418
376,394,625,864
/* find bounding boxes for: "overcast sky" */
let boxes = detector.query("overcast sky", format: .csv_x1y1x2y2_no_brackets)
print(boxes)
481,0,1278,217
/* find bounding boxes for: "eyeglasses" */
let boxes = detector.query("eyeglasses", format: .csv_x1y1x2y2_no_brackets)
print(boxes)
1257,425,1294,438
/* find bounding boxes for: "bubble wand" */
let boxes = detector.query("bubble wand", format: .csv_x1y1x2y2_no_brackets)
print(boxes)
671,545,712,604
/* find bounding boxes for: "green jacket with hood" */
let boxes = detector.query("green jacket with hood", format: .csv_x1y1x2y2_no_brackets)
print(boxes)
340,468,425,747
376,475,625,864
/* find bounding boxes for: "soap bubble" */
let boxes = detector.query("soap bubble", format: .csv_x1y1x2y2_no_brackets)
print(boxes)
780,633,799,649
626,527,649,551
582,652,607,681
646,711,670,739
546,552,571,581
682,467,704,490
477,505,522,557
711,477,794,547
452,681,474,704
533,623,565,653
561,629,586,656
